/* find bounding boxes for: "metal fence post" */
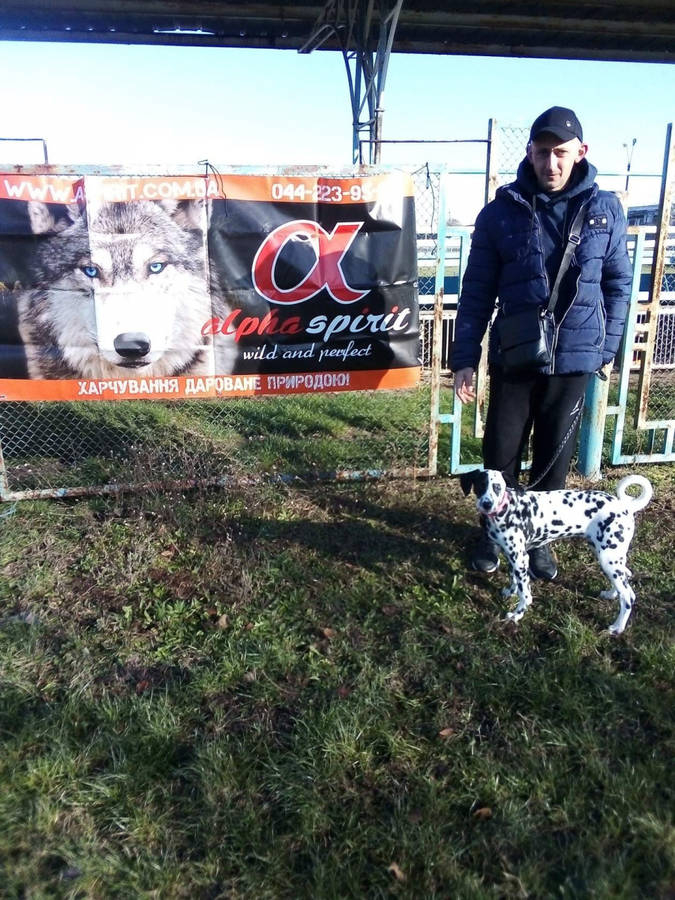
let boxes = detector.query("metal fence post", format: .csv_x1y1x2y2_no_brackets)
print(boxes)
484,118,499,205
427,169,448,476
0,435,9,500
577,369,611,479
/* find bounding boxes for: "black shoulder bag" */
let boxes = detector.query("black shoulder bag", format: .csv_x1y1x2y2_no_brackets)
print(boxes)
496,201,587,375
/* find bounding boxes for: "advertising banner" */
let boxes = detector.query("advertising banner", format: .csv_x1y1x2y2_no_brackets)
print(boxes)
0,171,419,401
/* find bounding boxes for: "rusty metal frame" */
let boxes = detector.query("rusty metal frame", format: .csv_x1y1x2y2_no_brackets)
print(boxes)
0,466,430,503
0,137,49,163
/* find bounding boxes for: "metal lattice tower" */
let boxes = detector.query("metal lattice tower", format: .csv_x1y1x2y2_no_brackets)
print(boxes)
300,0,404,164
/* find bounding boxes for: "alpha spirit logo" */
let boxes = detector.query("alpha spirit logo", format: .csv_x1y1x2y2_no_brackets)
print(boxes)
252,220,368,305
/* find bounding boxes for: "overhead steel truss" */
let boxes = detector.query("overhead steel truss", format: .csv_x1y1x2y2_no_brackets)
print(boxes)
299,1,404,164
1,1,672,164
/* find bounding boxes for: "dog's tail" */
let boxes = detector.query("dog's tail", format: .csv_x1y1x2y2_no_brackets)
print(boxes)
616,474,653,512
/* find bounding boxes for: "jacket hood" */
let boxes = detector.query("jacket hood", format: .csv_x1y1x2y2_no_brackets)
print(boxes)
513,156,598,202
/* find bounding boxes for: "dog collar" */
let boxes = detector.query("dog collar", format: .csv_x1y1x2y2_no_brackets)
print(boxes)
485,491,509,518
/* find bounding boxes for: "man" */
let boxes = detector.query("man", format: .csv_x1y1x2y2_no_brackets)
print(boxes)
451,106,633,578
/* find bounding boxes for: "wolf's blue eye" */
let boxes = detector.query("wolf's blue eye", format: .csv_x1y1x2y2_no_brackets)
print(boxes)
148,261,167,275
81,265,99,279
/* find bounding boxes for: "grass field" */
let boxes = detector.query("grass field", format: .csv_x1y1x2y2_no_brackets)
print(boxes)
0,448,673,898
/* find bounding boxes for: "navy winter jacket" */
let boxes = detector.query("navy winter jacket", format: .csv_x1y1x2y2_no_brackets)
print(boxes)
450,158,633,375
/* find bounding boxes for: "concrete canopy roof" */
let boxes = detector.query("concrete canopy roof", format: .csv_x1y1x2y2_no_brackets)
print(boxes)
0,1,673,64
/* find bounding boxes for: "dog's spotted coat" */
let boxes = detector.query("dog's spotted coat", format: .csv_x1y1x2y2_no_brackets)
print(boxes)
460,469,653,634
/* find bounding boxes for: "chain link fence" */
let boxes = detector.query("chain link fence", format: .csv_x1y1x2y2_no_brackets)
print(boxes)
630,125,675,435
1,129,672,499
638,234,675,424
0,169,442,500
0,388,433,498
412,166,443,370
494,125,529,189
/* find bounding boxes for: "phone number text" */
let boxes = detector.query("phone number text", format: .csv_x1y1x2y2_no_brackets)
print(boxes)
270,182,377,203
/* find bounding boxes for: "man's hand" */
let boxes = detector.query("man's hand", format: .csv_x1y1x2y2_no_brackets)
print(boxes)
454,367,476,404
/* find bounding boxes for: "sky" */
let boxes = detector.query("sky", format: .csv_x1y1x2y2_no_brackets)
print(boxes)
1,40,673,223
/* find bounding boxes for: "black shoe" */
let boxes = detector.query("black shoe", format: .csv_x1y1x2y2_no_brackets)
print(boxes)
470,534,500,573
528,546,558,581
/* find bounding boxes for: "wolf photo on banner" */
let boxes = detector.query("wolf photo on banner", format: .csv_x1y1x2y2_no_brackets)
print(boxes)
0,171,419,401
0,181,233,382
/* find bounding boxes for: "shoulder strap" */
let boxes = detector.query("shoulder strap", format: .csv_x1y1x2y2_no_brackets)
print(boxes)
546,200,589,315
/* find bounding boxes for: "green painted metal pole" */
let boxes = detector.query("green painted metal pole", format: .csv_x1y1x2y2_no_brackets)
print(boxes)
577,368,611,480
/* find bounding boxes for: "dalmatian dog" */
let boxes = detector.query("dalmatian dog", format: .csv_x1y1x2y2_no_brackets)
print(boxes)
460,469,653,635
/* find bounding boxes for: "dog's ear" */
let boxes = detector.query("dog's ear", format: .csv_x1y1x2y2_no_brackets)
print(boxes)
155,198,207,230
459,470,478,497
27,201,81,235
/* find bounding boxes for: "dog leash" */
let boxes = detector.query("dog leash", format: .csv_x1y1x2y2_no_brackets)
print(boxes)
527,399,585,490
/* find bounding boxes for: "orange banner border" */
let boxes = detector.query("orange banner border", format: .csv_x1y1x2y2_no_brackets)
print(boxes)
0,367,421,402
0,172,415,205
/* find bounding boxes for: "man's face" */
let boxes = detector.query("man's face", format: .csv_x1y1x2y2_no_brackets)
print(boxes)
527,133,588,192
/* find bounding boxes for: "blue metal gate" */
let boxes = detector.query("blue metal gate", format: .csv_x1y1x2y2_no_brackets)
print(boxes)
426,188,675,476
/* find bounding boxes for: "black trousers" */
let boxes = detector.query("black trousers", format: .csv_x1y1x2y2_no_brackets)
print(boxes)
482,366,591,491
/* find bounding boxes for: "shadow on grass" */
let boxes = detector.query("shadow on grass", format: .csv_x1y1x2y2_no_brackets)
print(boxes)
1,580,671,898
1,473,673,896
183,477,481,578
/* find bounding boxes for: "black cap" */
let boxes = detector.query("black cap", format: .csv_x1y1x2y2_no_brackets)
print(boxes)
529,106,583,143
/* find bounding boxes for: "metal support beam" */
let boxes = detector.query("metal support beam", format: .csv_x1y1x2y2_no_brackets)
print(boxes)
0,137,49,163
300,0,403,164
